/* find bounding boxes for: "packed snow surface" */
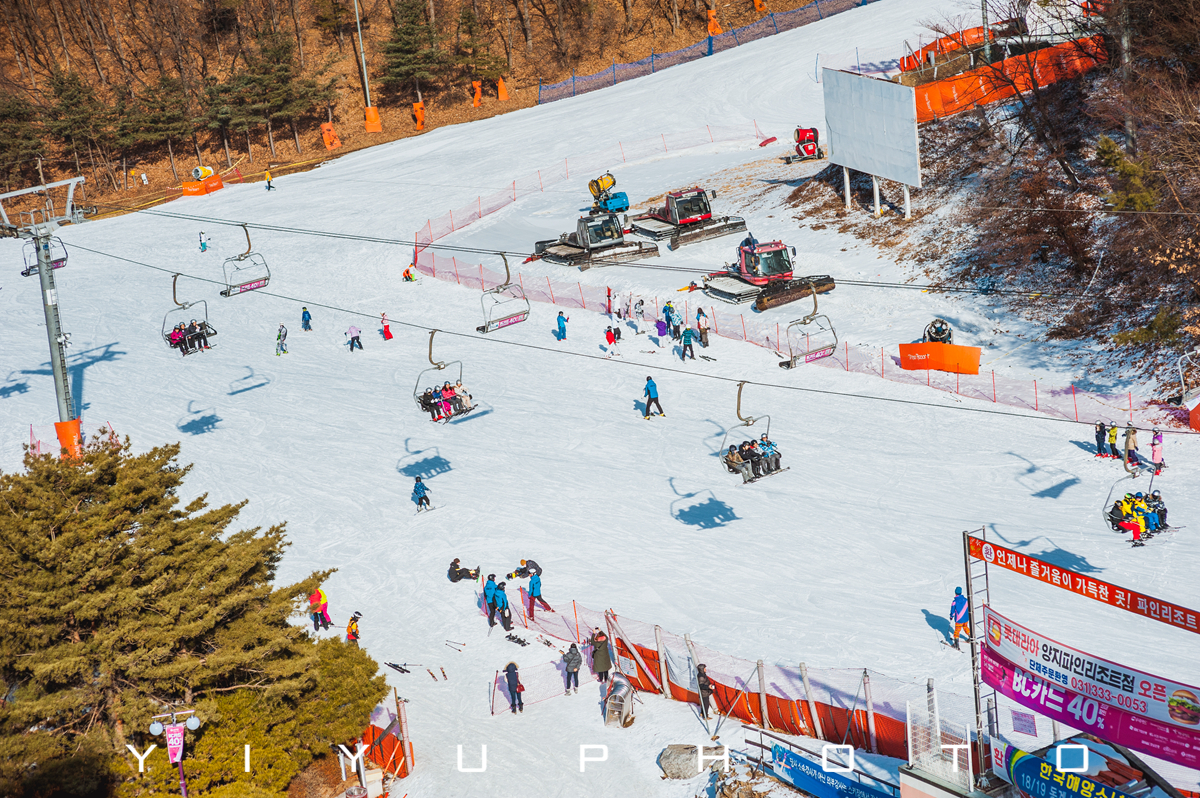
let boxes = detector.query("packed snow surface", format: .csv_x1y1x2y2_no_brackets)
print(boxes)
1,0,1197,794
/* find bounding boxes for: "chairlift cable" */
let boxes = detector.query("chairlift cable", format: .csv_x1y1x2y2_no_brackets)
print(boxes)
67,241,1198,435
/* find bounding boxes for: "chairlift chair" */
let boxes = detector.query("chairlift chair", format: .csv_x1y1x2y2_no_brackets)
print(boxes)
778,278,838,369
221,223,271,297
719,382,789,480
1167,347,1200,413
412,330,464,410
162,274,217,355
477,254,530,334
20,236,68,277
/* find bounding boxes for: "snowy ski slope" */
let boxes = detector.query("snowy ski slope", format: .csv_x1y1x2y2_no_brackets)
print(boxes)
1,0,1198,794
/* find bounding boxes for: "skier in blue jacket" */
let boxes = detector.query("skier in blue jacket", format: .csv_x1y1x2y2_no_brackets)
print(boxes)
484,574,499,626
644,376,664,419
528,572,553,619
950,587,969,649
301,307,312,331
494,582,513,630
556,311,569,341
412,477,431,511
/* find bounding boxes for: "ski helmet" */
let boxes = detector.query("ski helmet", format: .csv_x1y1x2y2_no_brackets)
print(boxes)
954,587,963,595
352,611,362,619
415,476,422,482
1135,492,1144,499
1125,493,1134,499
520,559,527,566
1152,491,1162,498
487,573,496,581
498,582,507,590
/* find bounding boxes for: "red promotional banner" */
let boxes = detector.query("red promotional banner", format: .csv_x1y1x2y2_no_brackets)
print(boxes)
968,536,1199,636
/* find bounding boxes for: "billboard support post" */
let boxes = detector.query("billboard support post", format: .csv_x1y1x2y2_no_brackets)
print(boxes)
903,185,911,220
843,167,851,209
872,175,881,217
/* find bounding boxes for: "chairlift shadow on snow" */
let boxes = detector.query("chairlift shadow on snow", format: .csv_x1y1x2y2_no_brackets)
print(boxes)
1068,440,1098,455
396,438,452,479
1008,453,1081,500
989,527,1103,575
228,367,272,396
447,402,493,424
177,400,222,435
0,372,29,399
922,609,954,645
669,478,739,529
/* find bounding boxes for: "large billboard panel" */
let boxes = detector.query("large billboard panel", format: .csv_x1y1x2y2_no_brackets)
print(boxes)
822,69,921,187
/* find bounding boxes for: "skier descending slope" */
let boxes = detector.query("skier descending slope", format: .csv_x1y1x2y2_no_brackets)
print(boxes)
644,376,664,419
276,323,288,355
412,477,431,511
950,587,969,649
301,307,312,331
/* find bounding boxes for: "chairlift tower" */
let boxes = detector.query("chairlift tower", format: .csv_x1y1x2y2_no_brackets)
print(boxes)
23,215,75,423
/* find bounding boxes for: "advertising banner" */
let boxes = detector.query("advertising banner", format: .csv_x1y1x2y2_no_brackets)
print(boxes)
981,627,1200,768
897,342,981,374
990,741,1139,798
968,537,1199,636
164,723,186,764
772,745,896,798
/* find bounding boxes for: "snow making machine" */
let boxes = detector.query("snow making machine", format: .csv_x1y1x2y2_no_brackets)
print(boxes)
781,126,825,164
587,172,629,215
531,213,659,270
923,318,953,344
702,237,836,309
630,187,746,250
604,672,636,727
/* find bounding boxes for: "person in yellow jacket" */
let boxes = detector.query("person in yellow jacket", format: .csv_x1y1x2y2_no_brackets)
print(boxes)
264,169,275,191
346,611,362,646
1118,494,1146,536
1106,424,1119,458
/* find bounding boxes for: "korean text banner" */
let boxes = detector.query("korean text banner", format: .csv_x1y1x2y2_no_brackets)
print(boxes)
990,741,1138,798
982,605,1200,731
771,745,896,798
968,536,1198,636
983,649,1200,770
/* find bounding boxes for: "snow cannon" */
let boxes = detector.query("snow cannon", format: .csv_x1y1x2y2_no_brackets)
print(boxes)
923,318,953,345
782,127,824,164
604,672,636,727
588,172,629,215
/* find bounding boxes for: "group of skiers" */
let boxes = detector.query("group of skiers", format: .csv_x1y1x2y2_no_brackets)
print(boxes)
480,560,554,631
723,435,783,483
498,627,614,714
167,320,211,355
1094,421,1166,475
555,298,712,364
418,381,473,422
1108,491,1172,546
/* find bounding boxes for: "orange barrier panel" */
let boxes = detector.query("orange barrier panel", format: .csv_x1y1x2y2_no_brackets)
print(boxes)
362,723,410,777
320,122,342,150
707,9,723,35
412,101,425,131
201,174,224,194
181,181,205,196
472,81,482,107
616,639,659,692
898,342,982,374
364,106,383,133
54,419,82,458
1191,404,1200,433
497,77,510,101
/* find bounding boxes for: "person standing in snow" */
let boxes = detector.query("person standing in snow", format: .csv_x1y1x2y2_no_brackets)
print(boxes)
605,327,621,358
381,312,394,341
264,169,275,190
505,662,524,714
412,476,431,511
1107,423,1119,458
696,664,715,720
528,570,553,619
484,574,499,626
495,583,513,631
346,611,361,646
308,587,331,631
346,325,363,351
680,326,696,361
654,318,668,347
950,587,969,649
562,644,583,695
1094,421,1107,458
696,308,710,348
276,323,288,356
1151,429,1165,475
556,312,569,341
634,299,645,334
1123,425,1139,465
301,307,312,331
644,376,664,419
589,628,612,683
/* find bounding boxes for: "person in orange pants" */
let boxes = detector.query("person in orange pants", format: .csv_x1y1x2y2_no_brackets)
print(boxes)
950,587,969,649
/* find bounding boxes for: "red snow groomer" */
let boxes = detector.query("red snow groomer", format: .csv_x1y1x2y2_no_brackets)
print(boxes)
629,187,746,249
703,237,835,308
782,127,825,164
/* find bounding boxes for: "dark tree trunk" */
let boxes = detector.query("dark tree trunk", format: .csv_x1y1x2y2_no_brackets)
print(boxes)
167,137,179,182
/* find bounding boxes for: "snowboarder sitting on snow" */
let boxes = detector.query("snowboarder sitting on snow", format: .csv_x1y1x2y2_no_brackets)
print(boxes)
562,643,583,695
758,434,781,472
950,587,969,649
724,446,753,483
403,265,416,282
447,558,479,582
412,477,431,510
507,559,542,579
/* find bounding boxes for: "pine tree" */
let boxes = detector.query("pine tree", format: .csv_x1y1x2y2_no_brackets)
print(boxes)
454,7,505,82
381,0,451,101
45,70,117,189
0,92,43,190
0,437,385,796
140,77,193,182
1095,134,1158,212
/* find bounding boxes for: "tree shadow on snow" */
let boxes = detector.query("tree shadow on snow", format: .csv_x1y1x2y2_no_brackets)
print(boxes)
396,438,452,479
669,479,739,529
922,609,953,644
177,401,221,435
